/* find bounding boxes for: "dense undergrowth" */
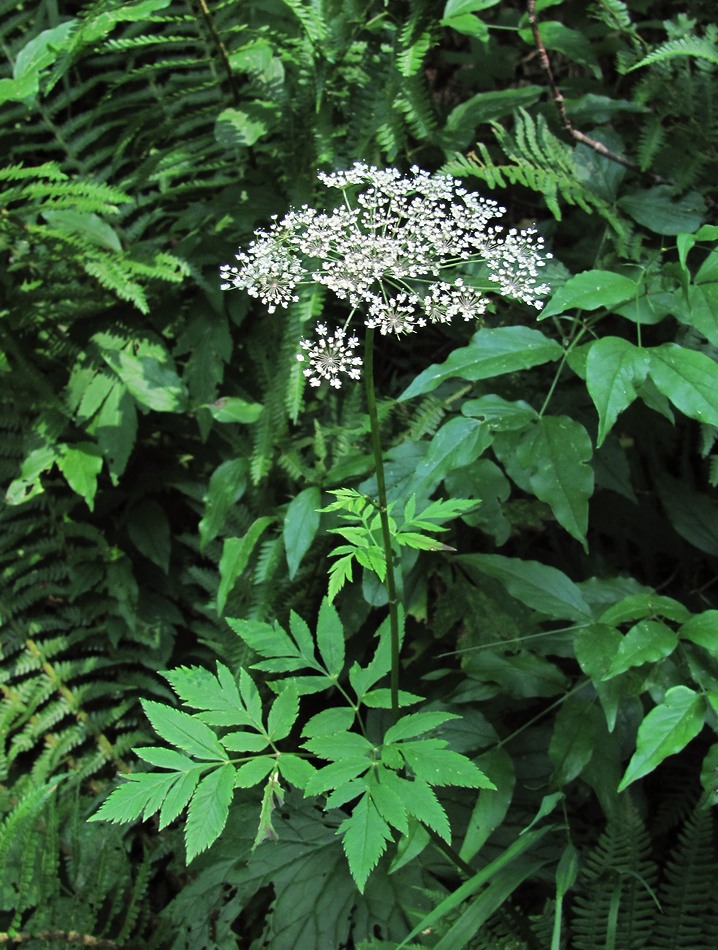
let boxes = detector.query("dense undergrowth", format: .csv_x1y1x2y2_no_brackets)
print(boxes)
1,0,718,947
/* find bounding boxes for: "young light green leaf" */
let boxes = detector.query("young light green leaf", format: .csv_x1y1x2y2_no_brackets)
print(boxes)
252,769,283,850
618,686,706,791
362,688,425,708
338,792,393,892
206,396,262,424
398,326,563,400
303,731,373,761
158,768,204,830
585,337,650,446
383,711,459,745
89,771,179,824
303,706,355,738
327,553,354,601
141,700,227,761
184,763,235,861
284,486,321,579
226,617,305,669
399,741,496,789
134,746,195,771
540,270,638,319
368,772,408,836
238,669,263,725
221,732,269,753
395,532,452,551
267,683,299,741
162,663,247,726
316,597,345,677
380,771,451,841
234,756,276,788
276,753,316,790
601,620,678,680
347,613,394,700
217,516,274,615
459,553,592,622
305,758,372,797
648,344,718,427
288,609,317,659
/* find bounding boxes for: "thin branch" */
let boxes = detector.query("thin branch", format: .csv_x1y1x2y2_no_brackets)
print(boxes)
194,0,241,105
0,932,118,947
526,0,637,171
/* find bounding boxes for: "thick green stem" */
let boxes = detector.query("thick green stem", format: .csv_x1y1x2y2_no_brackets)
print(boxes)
363,328,400,721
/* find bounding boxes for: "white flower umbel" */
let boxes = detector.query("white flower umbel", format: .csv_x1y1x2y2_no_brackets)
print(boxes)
220,163,552,386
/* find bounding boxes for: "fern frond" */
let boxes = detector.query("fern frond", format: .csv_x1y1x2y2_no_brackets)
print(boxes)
589,0,632,31
571,799,658,950
650,805,718,948
629,36,718,70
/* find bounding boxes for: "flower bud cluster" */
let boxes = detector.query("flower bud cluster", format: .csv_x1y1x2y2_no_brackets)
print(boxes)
220,163,551,388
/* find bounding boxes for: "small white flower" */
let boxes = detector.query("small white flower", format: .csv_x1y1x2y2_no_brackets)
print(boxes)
365,292,423,336
297,324,363,388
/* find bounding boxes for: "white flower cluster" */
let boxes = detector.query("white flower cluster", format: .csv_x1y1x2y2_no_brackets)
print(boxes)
220,163,551,388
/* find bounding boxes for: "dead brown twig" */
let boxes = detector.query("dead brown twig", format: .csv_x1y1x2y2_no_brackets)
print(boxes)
526,0,637,171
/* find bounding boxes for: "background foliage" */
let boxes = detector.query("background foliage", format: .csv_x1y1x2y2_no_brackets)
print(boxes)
2,0,718,946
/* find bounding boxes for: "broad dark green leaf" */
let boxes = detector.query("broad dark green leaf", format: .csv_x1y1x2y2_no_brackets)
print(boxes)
459,554,592,622
540,269,638,319
648,344,718,426
199,458,248,551
512,415,594,543
460,747,515,862
680,610,718,651
102,348,187,412
618,686,706,791
398,327,563,400
618,186,705,235
602,620,678,680
396,826,554,948
284,487,321,579
127,499,171,572
548,696,603,785
585,337,650,445
215,102,279,147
